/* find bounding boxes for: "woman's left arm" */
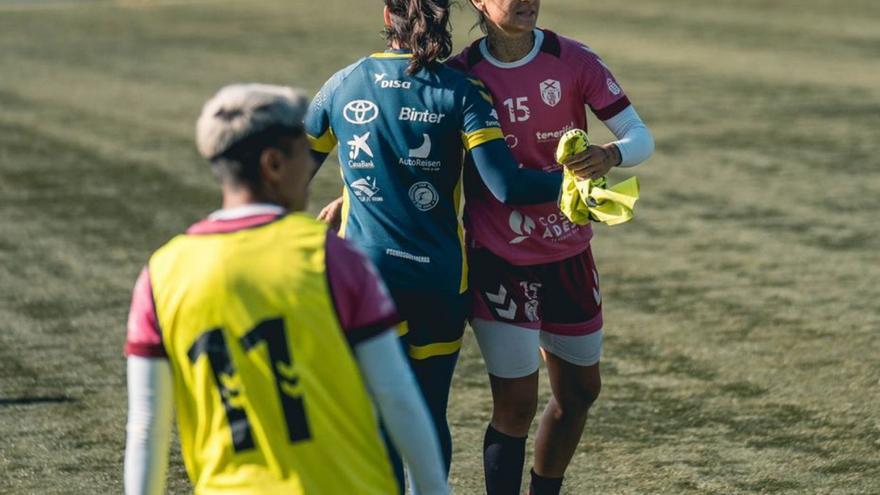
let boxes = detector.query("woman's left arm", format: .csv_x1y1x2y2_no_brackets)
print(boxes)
603,105,654,167
562,106,654,179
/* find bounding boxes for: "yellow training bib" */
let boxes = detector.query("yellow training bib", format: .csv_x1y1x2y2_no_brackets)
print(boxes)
149,214,397,495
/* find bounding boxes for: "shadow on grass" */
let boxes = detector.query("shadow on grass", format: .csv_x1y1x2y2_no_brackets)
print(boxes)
0,396,74,406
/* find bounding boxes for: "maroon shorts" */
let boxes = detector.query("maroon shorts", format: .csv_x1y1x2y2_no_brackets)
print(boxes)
469,246,603,336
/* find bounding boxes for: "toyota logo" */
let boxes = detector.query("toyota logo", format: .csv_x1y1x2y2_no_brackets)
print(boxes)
344,100,379,125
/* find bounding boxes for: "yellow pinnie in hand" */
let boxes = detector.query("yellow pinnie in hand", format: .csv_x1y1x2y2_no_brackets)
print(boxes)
555,129,640,226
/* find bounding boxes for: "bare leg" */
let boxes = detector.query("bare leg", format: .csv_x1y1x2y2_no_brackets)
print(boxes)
483,371,538,495
532,351,601,478
489,371,539,436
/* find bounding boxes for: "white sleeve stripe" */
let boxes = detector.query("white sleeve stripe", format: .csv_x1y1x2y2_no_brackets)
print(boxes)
353,330,449,495
125,356,174,495
602,105,655,167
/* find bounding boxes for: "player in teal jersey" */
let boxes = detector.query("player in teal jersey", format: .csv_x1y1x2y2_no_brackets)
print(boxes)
305,0,569,490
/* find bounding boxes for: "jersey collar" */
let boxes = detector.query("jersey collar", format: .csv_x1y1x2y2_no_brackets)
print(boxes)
371,48,413,59
187,204,286,235
479,29,544,69
207,203,285,220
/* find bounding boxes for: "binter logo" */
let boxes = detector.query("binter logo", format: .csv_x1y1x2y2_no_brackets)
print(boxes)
374,73,412,89
343,100,379,125
399,107,445,123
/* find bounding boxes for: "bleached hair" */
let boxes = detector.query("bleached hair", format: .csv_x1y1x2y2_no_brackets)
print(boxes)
196,83,309,160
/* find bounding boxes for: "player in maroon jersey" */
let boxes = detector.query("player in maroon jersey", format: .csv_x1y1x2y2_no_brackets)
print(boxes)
447,1,655,494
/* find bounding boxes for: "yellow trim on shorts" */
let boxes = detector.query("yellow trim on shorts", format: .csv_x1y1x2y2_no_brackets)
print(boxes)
408,338,463,360
396,321,410,337
307,129,337,154
462,127,504,151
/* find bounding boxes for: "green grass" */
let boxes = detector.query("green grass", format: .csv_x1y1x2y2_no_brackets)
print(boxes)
1,0,878,493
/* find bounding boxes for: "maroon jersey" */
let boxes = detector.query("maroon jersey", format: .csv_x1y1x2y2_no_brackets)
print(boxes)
449,29,631,265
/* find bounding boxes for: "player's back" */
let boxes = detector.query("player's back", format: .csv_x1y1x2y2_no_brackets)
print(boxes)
308,53,501,294
147,213,396,495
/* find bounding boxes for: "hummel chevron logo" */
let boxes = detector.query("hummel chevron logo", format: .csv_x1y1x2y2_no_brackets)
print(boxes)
486,284,507,304
485,285,517,320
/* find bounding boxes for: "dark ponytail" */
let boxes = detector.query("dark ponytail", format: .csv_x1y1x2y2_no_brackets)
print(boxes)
384,0,454,75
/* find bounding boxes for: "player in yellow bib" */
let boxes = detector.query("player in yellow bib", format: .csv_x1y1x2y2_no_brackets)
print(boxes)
123,84,448,495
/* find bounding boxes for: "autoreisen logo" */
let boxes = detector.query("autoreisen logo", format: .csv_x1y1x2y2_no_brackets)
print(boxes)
399,134,441,172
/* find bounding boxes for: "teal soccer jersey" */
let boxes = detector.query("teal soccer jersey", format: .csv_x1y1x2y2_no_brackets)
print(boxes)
306,52,504,294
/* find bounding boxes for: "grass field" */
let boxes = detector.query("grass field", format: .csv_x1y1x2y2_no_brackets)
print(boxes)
1,0,879,493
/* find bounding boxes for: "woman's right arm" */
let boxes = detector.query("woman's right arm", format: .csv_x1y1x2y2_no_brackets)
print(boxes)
470,139,562,205
461,77,562,205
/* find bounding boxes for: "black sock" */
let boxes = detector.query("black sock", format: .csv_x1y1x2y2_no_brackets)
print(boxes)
483,425,527,495
529,468,563,495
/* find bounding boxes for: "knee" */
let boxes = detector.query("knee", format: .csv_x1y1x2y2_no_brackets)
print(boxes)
582,377,602,407
494,396,538,433
556,376,601,416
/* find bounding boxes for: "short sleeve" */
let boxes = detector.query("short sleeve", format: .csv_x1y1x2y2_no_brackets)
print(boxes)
125,267,167,358
460,77,505,151
576,45,631,121
325,233,401,346
305,77,339,154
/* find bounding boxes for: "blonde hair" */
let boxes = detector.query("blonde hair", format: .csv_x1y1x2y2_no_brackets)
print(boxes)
196,83,309,160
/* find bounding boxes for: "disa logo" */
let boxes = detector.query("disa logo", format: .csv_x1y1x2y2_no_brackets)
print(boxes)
374,73,412,89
